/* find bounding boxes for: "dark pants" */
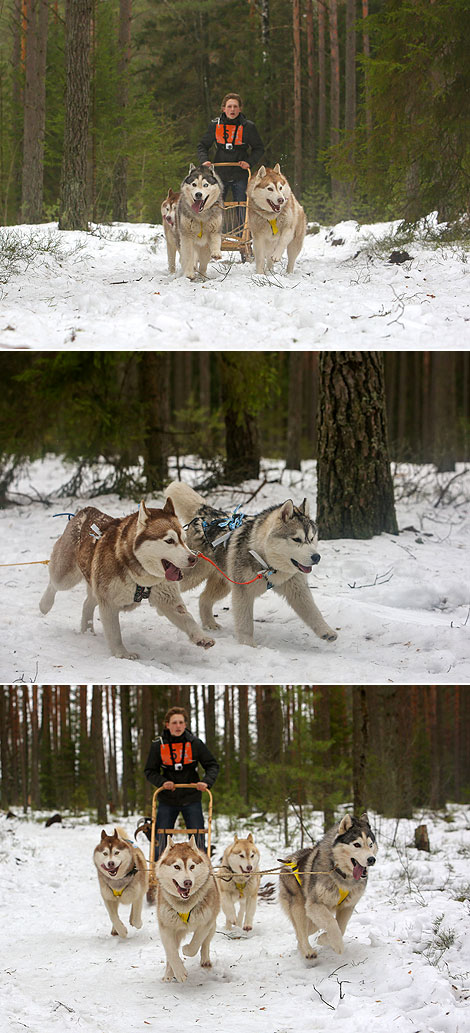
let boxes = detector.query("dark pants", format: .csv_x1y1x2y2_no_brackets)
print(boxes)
155,798,206,859
223,176,248,234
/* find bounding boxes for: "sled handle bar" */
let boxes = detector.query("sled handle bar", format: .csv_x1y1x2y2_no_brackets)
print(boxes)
149,785,213,888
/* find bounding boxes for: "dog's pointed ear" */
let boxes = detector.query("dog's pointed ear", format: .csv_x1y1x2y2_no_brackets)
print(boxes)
233,833,238,843
100,829,108,841
188,834,197,849
338,814,353,835
163,496,176,517
281,500,294,523
247,833,253,842
163,835,175,852
138,500,151,526
256,165,266,180
188,163,195,172
273,162,281,174
359,812,370,825
299,497,310,517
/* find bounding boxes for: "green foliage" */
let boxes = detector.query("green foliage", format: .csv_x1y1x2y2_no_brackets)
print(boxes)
333,0,470,222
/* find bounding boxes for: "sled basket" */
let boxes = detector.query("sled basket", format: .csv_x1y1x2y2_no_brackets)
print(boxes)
148,783,213,892
214,162,252,262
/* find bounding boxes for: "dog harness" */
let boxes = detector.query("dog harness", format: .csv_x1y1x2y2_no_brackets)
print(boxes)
268,219,279,235
235,881,246,897
281,860,350,907
110,863,139,897
134,584,152,603
177,909,192,923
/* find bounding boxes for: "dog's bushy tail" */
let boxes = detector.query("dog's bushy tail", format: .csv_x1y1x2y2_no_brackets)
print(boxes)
165,481,206,525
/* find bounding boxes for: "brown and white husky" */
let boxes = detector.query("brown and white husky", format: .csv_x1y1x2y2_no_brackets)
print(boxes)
161,188,180,273
156,836,220,982
40,497,215,659
93,827,148,938
247,163,307,274
220,833,261,932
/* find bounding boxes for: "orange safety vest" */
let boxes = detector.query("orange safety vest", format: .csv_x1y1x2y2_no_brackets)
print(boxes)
215,122,244,147
160,741,194,767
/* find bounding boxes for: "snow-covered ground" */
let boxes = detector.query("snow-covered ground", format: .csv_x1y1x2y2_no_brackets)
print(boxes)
1,456,469,685
1,217,470,349
1,806,469,1033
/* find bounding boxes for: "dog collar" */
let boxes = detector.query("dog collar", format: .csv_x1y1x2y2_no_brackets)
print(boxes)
177,909,193,924
197,222,203,238
110,864,138,896
268,218,278,235
336,887,350,906
235,881,246,897
134,584,151,603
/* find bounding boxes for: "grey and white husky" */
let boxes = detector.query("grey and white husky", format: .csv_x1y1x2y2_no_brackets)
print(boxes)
279,813,378,960
176,164,224,279
164,480,337,647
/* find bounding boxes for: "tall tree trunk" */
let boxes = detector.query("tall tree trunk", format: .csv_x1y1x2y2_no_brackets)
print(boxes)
292,0,302,195
306,0,315,162
120,687,135,816
203,686,216,754
112,0,132,221
91,687,108,823
328,0,341,204
344,0,356,213
219,355,260,483
317,352,398,538
317,0,327,154
140,352,171,491
362,0,372,160
352,686,368,813
432,352,456,471
286,351,303,470
238,686,249,804
59,0,92,231
21,0,49,222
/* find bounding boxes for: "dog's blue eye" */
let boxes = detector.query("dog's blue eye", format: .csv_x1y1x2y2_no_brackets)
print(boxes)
292,537,302,543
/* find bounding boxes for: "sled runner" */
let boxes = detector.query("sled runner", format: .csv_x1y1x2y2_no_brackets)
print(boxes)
214,162,252,262
148,783,214,895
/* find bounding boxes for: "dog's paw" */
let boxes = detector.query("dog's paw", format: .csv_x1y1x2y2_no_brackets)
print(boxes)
211,251,222,260
304,949,317,960
114,649,140,660
130,918,143,929
202,618,221,631
194,635,215,649
174,965,188,983
321,629,338,642
200,959,212,968
183,942,198,958
243,925,253,932
112,924,127,938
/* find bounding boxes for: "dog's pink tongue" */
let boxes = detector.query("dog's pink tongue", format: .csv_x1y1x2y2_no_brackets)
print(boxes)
297,562,312,574
192,199,204,213
353,862,365,880
164,562,182,582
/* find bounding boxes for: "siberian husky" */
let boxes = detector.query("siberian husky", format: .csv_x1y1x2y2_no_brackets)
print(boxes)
156,836,220,982
164,480,337,648
220,833,261,932
39,497,215,659
161,188,180,273
176,164,224,279
279,813,378,960
247,163,307,274
93,827,148,938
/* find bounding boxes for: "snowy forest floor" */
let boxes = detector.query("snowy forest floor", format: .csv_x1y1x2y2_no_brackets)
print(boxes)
1,806,469,1033
1,216,470,349
1,457,469,685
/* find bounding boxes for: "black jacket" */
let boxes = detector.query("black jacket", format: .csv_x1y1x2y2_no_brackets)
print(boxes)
144,729,219,806
197,113,264,182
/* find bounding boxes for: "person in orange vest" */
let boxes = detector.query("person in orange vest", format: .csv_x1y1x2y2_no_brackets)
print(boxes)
144,706,219,858
197,92,264,207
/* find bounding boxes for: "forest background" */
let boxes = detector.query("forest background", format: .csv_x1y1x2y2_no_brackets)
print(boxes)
1,686,468,831
1,350,469,504
1,0,469,229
